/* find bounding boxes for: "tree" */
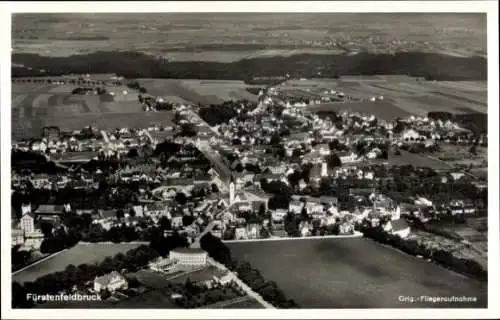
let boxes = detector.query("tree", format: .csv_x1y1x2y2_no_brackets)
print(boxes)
469,145,477,155
129,207,136,217
326,154,341,168
300,206,309,222
179,123,197,137
270,134,281,146
258,203,266,217
40,221,54,237
126,148,139,158
182,215,194,227
211,183,219,193
235,163,244,172
116,209,125,220
175,192,188,205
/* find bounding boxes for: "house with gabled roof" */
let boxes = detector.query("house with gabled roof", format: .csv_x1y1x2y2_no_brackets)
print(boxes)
94,271,128,293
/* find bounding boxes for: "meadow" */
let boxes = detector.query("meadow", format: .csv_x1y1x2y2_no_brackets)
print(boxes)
11,80,153,139
12,78,258,139
138,79,259,105
227,237,486,308
12,242,143,284
281,76,487,120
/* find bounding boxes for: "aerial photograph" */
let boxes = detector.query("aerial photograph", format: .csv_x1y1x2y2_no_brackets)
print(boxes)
5,9,492,313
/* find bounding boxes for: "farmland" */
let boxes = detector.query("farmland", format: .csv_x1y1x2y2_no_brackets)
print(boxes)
12,242,143,284
11,78,261,140
228,237,486,308
139,79,259,105
279,76,487,120
11,80,160,139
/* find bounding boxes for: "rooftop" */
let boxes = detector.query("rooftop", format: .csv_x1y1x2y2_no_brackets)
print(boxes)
171,247,206,254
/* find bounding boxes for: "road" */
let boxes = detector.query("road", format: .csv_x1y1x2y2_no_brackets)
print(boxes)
184,107,233,185
190,220,217,249
207,257,275,309
197,140,232,185
200,295,253,309
427,155,482,180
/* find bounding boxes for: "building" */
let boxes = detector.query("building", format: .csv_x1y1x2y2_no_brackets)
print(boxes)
148,257,178,272
289,201,304,214
401,129,421,142
94,271,128,293
12,228,25,246
235,227,247,240
338,151,359,164
20,213,35,234
246,223,261,239
383,219,411,239
229,175,236,205
34,204,65,215
212,270,233,285
169,248,207,266
23,231,45,250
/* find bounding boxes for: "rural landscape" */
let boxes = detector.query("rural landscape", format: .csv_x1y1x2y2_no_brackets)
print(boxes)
7,11,490,313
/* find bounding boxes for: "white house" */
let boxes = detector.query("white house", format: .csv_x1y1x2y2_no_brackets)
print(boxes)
383,219,411,239
339,151,359,164
305,202,324,215
94,271,128,293
415,197,433,207
289,201,304,214
401,129,421,142
272,209,288,221
235,227,247,240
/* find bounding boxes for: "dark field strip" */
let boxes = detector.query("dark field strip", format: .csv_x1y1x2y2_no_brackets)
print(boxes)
431,91,487,108
412,95,481,114
141,80,218,105
47,94,68,107
18,93,38,120
368,83,416,95
309,100,411,120
38,111,175,131
63,95,91,113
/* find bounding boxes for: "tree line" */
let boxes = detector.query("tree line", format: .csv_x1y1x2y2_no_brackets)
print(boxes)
358,223,487,281
12,51,487,81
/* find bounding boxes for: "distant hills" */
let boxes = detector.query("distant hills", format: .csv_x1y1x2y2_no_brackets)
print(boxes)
12,51,487,81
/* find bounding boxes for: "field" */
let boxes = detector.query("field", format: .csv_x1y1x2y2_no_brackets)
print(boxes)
11,78,262,139
228,237,486,308
139,79,259,105
11,80,174,139
13,13,486,60
410,218,487,271
433,144,487,169
280,76,487,120
12,242,143,284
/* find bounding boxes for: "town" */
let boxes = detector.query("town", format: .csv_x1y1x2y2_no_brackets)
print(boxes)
11,71,488,308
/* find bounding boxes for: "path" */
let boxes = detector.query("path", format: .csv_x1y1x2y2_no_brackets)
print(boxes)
207,257,275,309
427,155,481,180
200,295,253,309
12,249,69,276
190,220,217,249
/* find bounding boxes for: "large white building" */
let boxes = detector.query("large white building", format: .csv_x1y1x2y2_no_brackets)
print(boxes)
169,248,207,266
20,213,35,234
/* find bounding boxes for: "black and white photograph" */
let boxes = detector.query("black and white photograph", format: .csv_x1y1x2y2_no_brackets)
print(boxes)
1,1,499,319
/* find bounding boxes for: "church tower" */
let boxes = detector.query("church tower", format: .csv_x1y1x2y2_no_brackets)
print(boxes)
321,161,328,177
229,174,235,205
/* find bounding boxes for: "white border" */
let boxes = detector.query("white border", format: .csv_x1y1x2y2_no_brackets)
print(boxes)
1,1,499,319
